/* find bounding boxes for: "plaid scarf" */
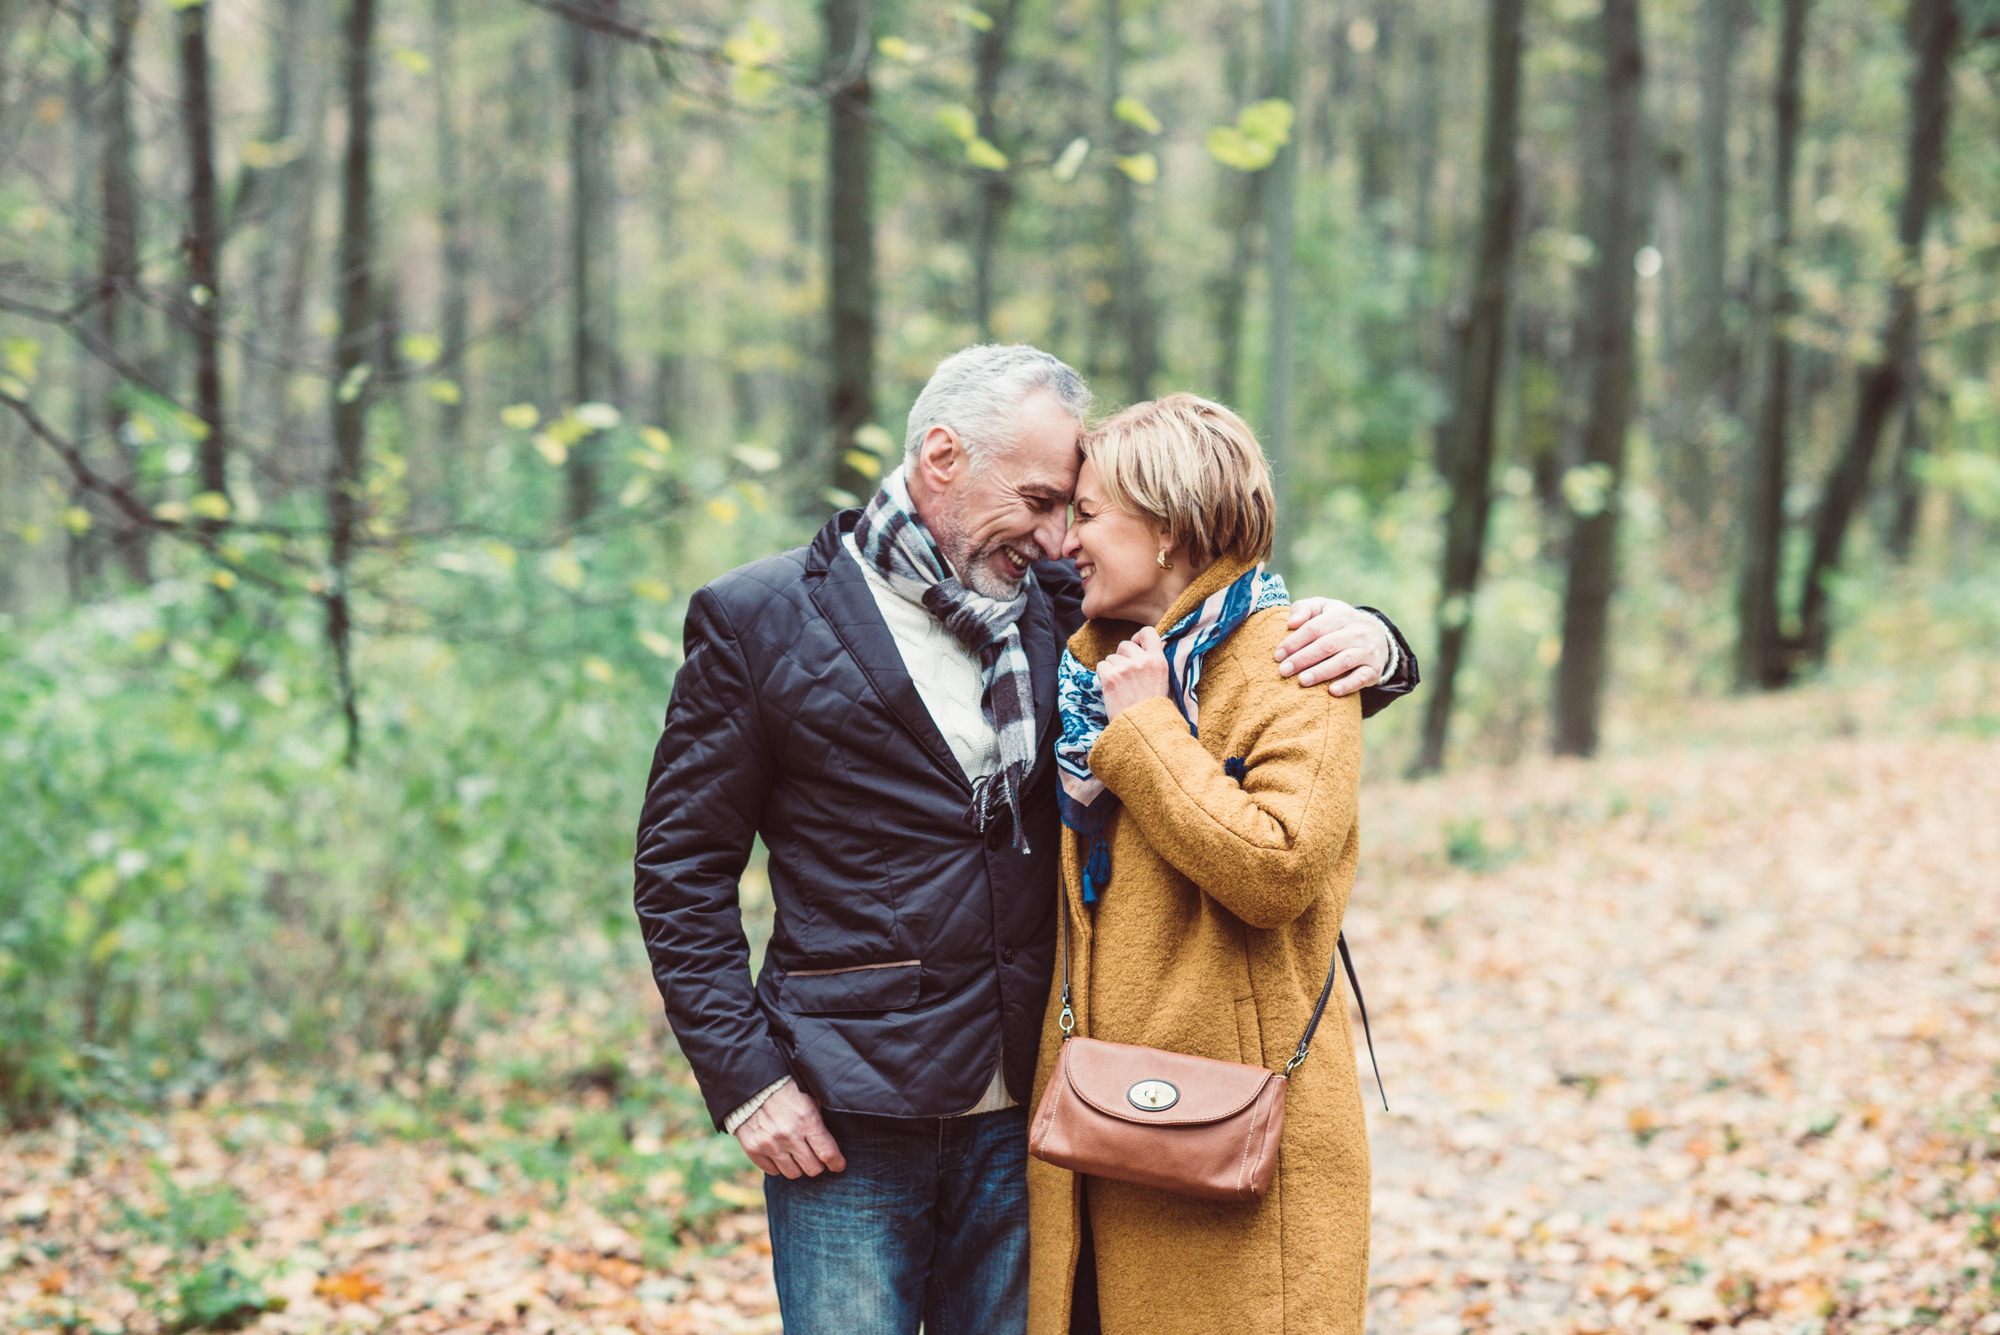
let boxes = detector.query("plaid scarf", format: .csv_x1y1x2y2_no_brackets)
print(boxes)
846,468,1039,852
1056,563,1290,903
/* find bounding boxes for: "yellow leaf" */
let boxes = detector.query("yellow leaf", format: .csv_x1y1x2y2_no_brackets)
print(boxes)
0,376,28,399
731,444,781,473
626,447,669,472
481,539,518,570
953,5,995,31
631,576,674,603
936,105,978,143
315,1271,384,1306
1237,98,1294,148
878,35,927,60
844,449,882,479
619,475,654,508
543,549,586,591
636,630,679,659
1206,126,1275,171
154,501,190,523
736,480,771,514
723,17,782,66
2,337,40,384
500,403,540,430
16,522,44,545
239,137,303,169
1113,95,1161,135
399,332,442,363
90,928,122,965
710,1180,762,1207
852,423,894,455
427,378,462,405
1115,152,1158,184
582,656,615,683
965,138,1009,171
532,433,568,466
706,496,740,524
209,568,238,590
1052,136,1090,183
575,401,621,430
189,491,231,520
638,426,673,454
821,486,862,509
61,507,91,536
391,46,432,75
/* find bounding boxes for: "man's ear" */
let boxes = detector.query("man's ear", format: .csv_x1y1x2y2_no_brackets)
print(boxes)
914,424,964,490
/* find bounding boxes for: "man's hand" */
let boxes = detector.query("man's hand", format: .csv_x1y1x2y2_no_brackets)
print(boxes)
1099,627,1172,721
1274,599,1391,696
734,1081,847,1179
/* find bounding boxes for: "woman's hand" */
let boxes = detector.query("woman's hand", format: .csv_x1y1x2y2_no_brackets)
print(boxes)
1099,626,1171,721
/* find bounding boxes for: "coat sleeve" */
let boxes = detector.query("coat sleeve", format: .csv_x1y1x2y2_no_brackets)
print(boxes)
1357,606,1420,719
633,585,794,1130
1088,651,1363,931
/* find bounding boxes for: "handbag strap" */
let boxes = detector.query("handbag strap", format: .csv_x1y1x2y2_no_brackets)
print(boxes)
1056,887,1388,1111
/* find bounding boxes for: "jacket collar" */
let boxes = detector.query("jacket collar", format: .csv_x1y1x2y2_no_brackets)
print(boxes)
806,511,1061,795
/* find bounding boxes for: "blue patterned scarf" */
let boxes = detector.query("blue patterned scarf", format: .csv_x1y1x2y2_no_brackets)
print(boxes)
1056,563,1290,902
847,468,1039,852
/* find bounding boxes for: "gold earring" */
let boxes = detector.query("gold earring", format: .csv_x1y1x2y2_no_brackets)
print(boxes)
1156,549,1173,570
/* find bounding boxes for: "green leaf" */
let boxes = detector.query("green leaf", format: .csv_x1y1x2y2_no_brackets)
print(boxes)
1052,136,1090,183
953,5,995,31
723,17,782,66
500,403,540,430
638,425,673,454
619,475,654,508
936,105,978,143
2,337,40,384
542,549,586,591
426,378,462,405
965,137,1009,170
1115,152,1158,184
1562,463,1616,518
189,492,231,521
821,486,862,509
399,332,442,364
1113,95,1161,135
335,362,371,404
852,423,895,455
531,433,568,466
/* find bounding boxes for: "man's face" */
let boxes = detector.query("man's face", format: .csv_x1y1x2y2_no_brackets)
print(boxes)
930,390,1081,599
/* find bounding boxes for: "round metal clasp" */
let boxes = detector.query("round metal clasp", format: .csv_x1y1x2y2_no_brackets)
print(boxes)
1127,1079,1179,1111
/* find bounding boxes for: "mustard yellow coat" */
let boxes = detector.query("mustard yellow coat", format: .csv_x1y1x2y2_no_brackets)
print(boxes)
1026,556,1370,1335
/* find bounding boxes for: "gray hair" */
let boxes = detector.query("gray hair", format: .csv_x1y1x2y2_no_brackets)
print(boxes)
903,344,1093,473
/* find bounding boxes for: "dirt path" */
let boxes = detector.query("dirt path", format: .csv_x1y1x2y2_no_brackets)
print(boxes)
3,732,1996,1334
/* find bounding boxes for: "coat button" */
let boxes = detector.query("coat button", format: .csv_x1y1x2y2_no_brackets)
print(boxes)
1001,946,1016,964
985,820,1005,850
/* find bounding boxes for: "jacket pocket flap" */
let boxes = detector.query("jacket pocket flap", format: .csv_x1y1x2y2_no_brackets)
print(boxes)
777,960,922,1014
1060,1037,1276,1125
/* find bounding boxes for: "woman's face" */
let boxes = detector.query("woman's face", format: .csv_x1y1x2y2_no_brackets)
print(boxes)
1061,459,1188,625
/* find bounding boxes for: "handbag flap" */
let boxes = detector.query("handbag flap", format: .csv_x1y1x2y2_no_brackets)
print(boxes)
1060,1037,1277,1126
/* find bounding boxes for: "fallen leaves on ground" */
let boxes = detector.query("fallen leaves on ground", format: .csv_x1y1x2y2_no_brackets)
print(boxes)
1,717,1995,1334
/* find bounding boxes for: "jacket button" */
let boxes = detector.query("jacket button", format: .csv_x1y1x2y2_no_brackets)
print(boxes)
985,821,1005,850
1001,946,1016,964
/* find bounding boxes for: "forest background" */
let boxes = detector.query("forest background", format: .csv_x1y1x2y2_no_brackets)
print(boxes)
1,0,1999,1325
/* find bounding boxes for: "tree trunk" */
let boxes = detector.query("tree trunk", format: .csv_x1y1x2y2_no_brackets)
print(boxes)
1262,0,1299,552
1733,0,1807,690
1683,0,1734,396
1105,0,1157,403
1410,0,1525,778
502,35,553,406
825,0,876,501
972,0,1023,341
566,0,619,524
1551,0,1646,759
1796,0,1957,666
328,0,376,767
100,0,147,583
1883,388,1926,559
432,0,470,510
1211,172,1266,408
178,0,227,516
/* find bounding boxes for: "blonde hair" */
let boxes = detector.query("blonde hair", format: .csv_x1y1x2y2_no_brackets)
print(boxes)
1080,392,1275,566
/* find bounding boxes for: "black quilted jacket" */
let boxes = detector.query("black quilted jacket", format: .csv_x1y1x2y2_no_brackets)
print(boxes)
634,510,1419,1130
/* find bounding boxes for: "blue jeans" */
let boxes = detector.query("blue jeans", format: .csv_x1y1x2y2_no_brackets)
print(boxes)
764,1105,1028,1335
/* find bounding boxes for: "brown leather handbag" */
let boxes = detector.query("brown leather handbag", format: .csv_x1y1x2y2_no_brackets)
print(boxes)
1028,905,1383,1203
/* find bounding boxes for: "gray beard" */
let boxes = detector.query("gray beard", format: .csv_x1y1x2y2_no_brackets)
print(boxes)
931,496,1030,601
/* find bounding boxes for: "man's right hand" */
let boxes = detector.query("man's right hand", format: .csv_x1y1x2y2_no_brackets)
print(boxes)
734,1081,847,1178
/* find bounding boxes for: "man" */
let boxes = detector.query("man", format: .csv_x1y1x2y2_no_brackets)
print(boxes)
633,345,1415,1334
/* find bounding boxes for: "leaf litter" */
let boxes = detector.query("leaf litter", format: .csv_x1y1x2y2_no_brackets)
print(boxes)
0,724,1994,1334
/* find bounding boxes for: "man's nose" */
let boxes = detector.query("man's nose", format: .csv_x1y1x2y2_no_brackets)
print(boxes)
1043,511,1075,562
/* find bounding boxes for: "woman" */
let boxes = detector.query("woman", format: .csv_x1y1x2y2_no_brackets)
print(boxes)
1025,393,1370,1335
